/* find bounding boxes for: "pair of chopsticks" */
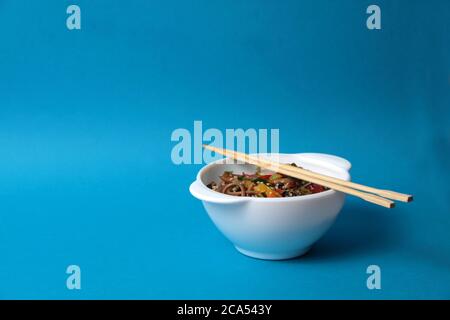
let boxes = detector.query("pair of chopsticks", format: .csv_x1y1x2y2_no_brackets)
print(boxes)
203,145,413,208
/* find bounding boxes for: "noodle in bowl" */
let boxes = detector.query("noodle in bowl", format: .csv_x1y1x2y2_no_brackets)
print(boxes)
190,153,352,260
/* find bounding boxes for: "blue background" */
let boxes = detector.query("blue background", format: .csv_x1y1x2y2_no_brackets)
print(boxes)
0,0,449,299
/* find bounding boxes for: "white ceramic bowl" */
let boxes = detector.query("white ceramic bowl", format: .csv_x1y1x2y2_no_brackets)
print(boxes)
190,153,351,260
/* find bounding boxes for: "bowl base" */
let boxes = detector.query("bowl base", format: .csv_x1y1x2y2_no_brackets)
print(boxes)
235,246,312,260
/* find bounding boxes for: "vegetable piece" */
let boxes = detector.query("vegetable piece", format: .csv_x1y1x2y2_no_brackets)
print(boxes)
269,173,283,181
254,183,281,198
306,183,326,194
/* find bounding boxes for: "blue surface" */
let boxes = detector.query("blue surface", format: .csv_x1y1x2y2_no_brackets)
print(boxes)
0,0,449,299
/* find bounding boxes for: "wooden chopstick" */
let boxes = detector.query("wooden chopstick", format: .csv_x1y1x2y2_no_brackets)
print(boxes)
280,162,412,202
205,145,412,203
203,145,401,209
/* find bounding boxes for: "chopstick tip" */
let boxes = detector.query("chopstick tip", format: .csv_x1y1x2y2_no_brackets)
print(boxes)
202,144,213,150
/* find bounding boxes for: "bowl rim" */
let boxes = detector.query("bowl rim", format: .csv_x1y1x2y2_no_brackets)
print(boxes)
194,153,351,203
